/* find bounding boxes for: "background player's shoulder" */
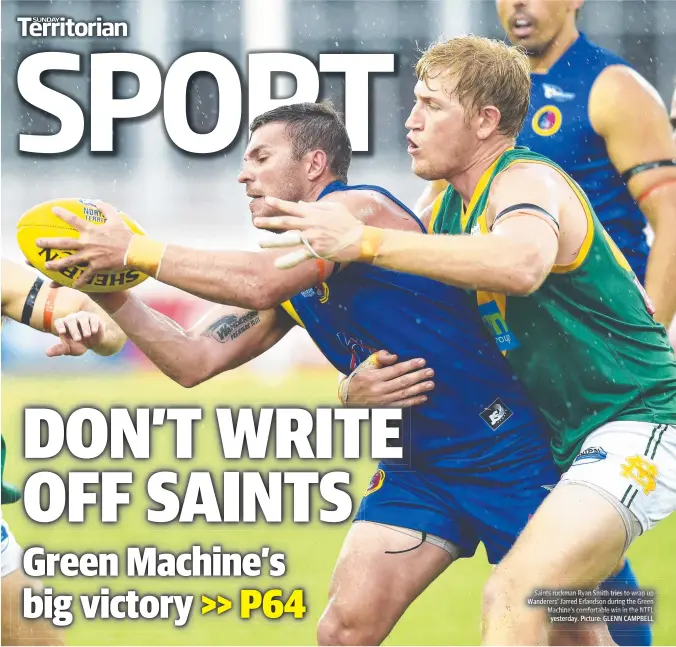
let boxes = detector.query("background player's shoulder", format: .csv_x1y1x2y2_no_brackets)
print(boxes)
327,187,423,232
580,34,632,70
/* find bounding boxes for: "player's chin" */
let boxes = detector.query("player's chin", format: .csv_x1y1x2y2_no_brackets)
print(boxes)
410,160,438,182
248,198,270,219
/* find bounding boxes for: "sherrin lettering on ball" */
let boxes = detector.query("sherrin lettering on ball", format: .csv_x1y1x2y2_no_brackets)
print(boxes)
17,198,149,293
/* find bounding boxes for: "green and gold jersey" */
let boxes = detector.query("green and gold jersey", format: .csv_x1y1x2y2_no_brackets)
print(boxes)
430,146,676,470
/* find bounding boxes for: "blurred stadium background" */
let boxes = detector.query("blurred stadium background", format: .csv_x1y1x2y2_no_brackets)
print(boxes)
2,0,676,644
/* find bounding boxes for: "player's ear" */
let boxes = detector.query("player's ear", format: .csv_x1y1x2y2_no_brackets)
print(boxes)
476,105,502,141
306,149,329,181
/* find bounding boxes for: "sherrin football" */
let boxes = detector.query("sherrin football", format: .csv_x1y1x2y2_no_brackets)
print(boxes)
16,198,150,293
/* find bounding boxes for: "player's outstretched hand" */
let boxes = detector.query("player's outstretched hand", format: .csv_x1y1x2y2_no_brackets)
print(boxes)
38,201,134,288
255,197,365,268
45,311,105,357
340,350,435,408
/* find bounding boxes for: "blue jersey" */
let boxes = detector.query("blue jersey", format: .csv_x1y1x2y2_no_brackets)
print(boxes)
282,181,555,484
518,32,649,283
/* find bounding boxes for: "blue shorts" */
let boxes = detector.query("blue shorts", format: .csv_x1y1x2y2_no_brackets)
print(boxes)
354,462,558,564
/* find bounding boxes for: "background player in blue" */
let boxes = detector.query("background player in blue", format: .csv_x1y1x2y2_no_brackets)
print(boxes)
42,102,618,646
416,0,676,331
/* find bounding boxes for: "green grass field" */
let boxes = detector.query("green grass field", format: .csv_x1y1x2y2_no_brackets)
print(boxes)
2,370,675,645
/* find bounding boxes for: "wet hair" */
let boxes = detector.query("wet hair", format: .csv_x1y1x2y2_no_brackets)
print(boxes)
250,101,352,182
416,35,531,138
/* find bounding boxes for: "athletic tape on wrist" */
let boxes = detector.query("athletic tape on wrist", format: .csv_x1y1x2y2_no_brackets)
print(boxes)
338,373,354,405
124,235,167,279
359,227,384,264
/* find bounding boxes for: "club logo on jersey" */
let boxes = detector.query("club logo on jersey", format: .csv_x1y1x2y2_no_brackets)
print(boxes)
542,84,575,101
532,105,562,137
300,282,330,304
478,301,520,351
336,332,378,371
480,398,513,430
573,446,608,465
620,455,659,495
365,468,385,495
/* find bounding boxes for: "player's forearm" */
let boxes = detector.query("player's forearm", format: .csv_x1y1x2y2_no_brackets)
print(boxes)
153,246,316,309
370,228,549,295
92,293,224,386
642,191,676,326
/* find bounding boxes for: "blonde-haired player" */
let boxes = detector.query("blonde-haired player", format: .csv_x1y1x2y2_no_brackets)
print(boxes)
1,257,126,646
252,35,676,646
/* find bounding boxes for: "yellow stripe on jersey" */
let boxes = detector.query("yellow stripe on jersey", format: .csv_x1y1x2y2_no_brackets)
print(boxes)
476,290,509,356
464,147,515,231
475,204,510,354
427,191,445,233
602,230,633,272
280,300,305,328
550,176,595,274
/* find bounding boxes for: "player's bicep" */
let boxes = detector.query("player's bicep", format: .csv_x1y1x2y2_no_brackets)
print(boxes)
491,216,559,272
489,166,560,237
188,304,293,372
591,66,676,199
486,166,561,280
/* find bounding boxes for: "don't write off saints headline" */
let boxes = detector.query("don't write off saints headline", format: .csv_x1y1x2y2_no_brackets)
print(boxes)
17,43,395,154
22,406,403,524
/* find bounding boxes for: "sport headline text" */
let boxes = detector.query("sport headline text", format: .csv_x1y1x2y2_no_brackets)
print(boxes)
22,406,403,524
17,47,395,154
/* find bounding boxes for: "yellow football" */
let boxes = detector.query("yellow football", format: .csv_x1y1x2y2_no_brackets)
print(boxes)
16,198,150,293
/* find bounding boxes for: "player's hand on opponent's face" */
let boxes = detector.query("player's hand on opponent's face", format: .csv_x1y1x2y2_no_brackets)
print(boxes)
344,350,435,408
37,201,134,289
254,197,365,268
45,311,105,357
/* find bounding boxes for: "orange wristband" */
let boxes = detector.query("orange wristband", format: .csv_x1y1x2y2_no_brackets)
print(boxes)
359,226,384,264
315,258,331,282
43,287,58,332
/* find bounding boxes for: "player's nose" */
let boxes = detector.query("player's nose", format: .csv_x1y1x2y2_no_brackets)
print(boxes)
237,167,253,184
405,106,422,131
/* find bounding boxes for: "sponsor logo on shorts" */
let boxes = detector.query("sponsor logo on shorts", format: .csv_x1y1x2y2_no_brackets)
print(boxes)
365,469,385,496
573,446,608,465
480,398,513,430
620,455,658,495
